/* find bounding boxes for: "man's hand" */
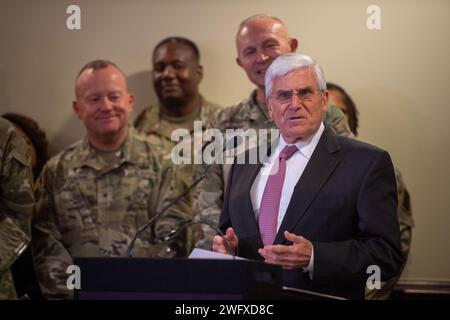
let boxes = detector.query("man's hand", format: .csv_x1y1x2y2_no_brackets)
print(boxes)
212,227,238,255
258,231,312,269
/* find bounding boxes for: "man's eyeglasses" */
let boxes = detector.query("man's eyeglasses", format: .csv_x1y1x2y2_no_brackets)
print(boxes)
270,87,323,104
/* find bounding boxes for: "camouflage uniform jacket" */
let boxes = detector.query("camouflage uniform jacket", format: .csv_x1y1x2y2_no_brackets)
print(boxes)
32,127,190,299
0,118,34,299
134,97,222,250
193,90,353,248
134,96,222,156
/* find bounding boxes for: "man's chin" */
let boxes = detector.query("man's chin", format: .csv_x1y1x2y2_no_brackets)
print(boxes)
282,129,314,143
89,122,125,135
249,75,265,89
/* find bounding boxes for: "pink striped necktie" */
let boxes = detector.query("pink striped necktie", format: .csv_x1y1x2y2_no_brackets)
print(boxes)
258,145,298,246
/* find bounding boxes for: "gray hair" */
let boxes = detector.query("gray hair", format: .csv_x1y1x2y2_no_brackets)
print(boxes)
265,53,327,98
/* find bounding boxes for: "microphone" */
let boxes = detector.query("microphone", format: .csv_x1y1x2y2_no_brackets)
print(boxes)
162,221,239,258
127,134,242,257
162,221,223,243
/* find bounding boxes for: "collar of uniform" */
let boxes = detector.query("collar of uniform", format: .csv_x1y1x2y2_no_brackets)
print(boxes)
120,127,142,165
198,96,219,129
248,90,272,126
77,126,138,171
145,95,210,139
139,103,161,135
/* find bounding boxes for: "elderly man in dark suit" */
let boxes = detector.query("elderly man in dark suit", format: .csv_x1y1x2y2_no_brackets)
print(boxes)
213,53,403,299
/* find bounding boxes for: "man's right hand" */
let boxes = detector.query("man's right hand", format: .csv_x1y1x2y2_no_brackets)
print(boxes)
212,227,238,255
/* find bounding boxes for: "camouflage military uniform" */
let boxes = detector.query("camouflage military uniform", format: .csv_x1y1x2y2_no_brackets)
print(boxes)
0,118,34,299
134,97,221,249
134,97,221,154
192,90,353,249
32,128,190,299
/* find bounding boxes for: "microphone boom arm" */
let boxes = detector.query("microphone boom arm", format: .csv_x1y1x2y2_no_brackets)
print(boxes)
127,134,240,258
127,168,211,257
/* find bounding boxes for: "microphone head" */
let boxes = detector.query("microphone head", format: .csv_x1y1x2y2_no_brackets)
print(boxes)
163,229,177,241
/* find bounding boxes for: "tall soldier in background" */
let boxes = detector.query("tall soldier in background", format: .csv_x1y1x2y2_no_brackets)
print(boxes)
135,37,222,249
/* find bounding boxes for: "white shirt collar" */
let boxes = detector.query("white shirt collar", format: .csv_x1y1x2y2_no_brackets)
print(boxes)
278,122,325,160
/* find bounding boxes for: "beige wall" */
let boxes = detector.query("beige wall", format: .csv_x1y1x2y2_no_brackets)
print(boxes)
1,0,449,281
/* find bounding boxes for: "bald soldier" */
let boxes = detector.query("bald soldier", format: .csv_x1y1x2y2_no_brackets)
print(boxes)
193,15,353,248
0,117,34,299
32,60,189,299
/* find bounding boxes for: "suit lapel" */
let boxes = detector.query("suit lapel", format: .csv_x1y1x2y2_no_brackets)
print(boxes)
243,161,263,212
274,129,341,244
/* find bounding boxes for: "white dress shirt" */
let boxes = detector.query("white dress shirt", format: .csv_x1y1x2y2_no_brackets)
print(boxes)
251,123,324,277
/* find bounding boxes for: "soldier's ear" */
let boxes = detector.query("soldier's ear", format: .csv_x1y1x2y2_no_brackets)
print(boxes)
289,38,299,52
127,91,135,112
196,64,203,82
73,100,83,119
236,56,243,68
322,90,329,112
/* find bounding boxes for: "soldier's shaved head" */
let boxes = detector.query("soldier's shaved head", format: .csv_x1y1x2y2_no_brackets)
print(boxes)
235,14,298,99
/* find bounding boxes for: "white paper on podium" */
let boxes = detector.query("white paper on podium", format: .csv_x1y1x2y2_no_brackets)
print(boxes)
188,248,247,260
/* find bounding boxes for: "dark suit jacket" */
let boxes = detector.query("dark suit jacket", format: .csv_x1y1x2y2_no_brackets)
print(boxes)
219,128,404,299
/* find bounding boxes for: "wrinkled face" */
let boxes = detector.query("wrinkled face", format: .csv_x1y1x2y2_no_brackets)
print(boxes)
236,18,297,89
267,67,328,143
152,42,203,108
73,66,134,138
